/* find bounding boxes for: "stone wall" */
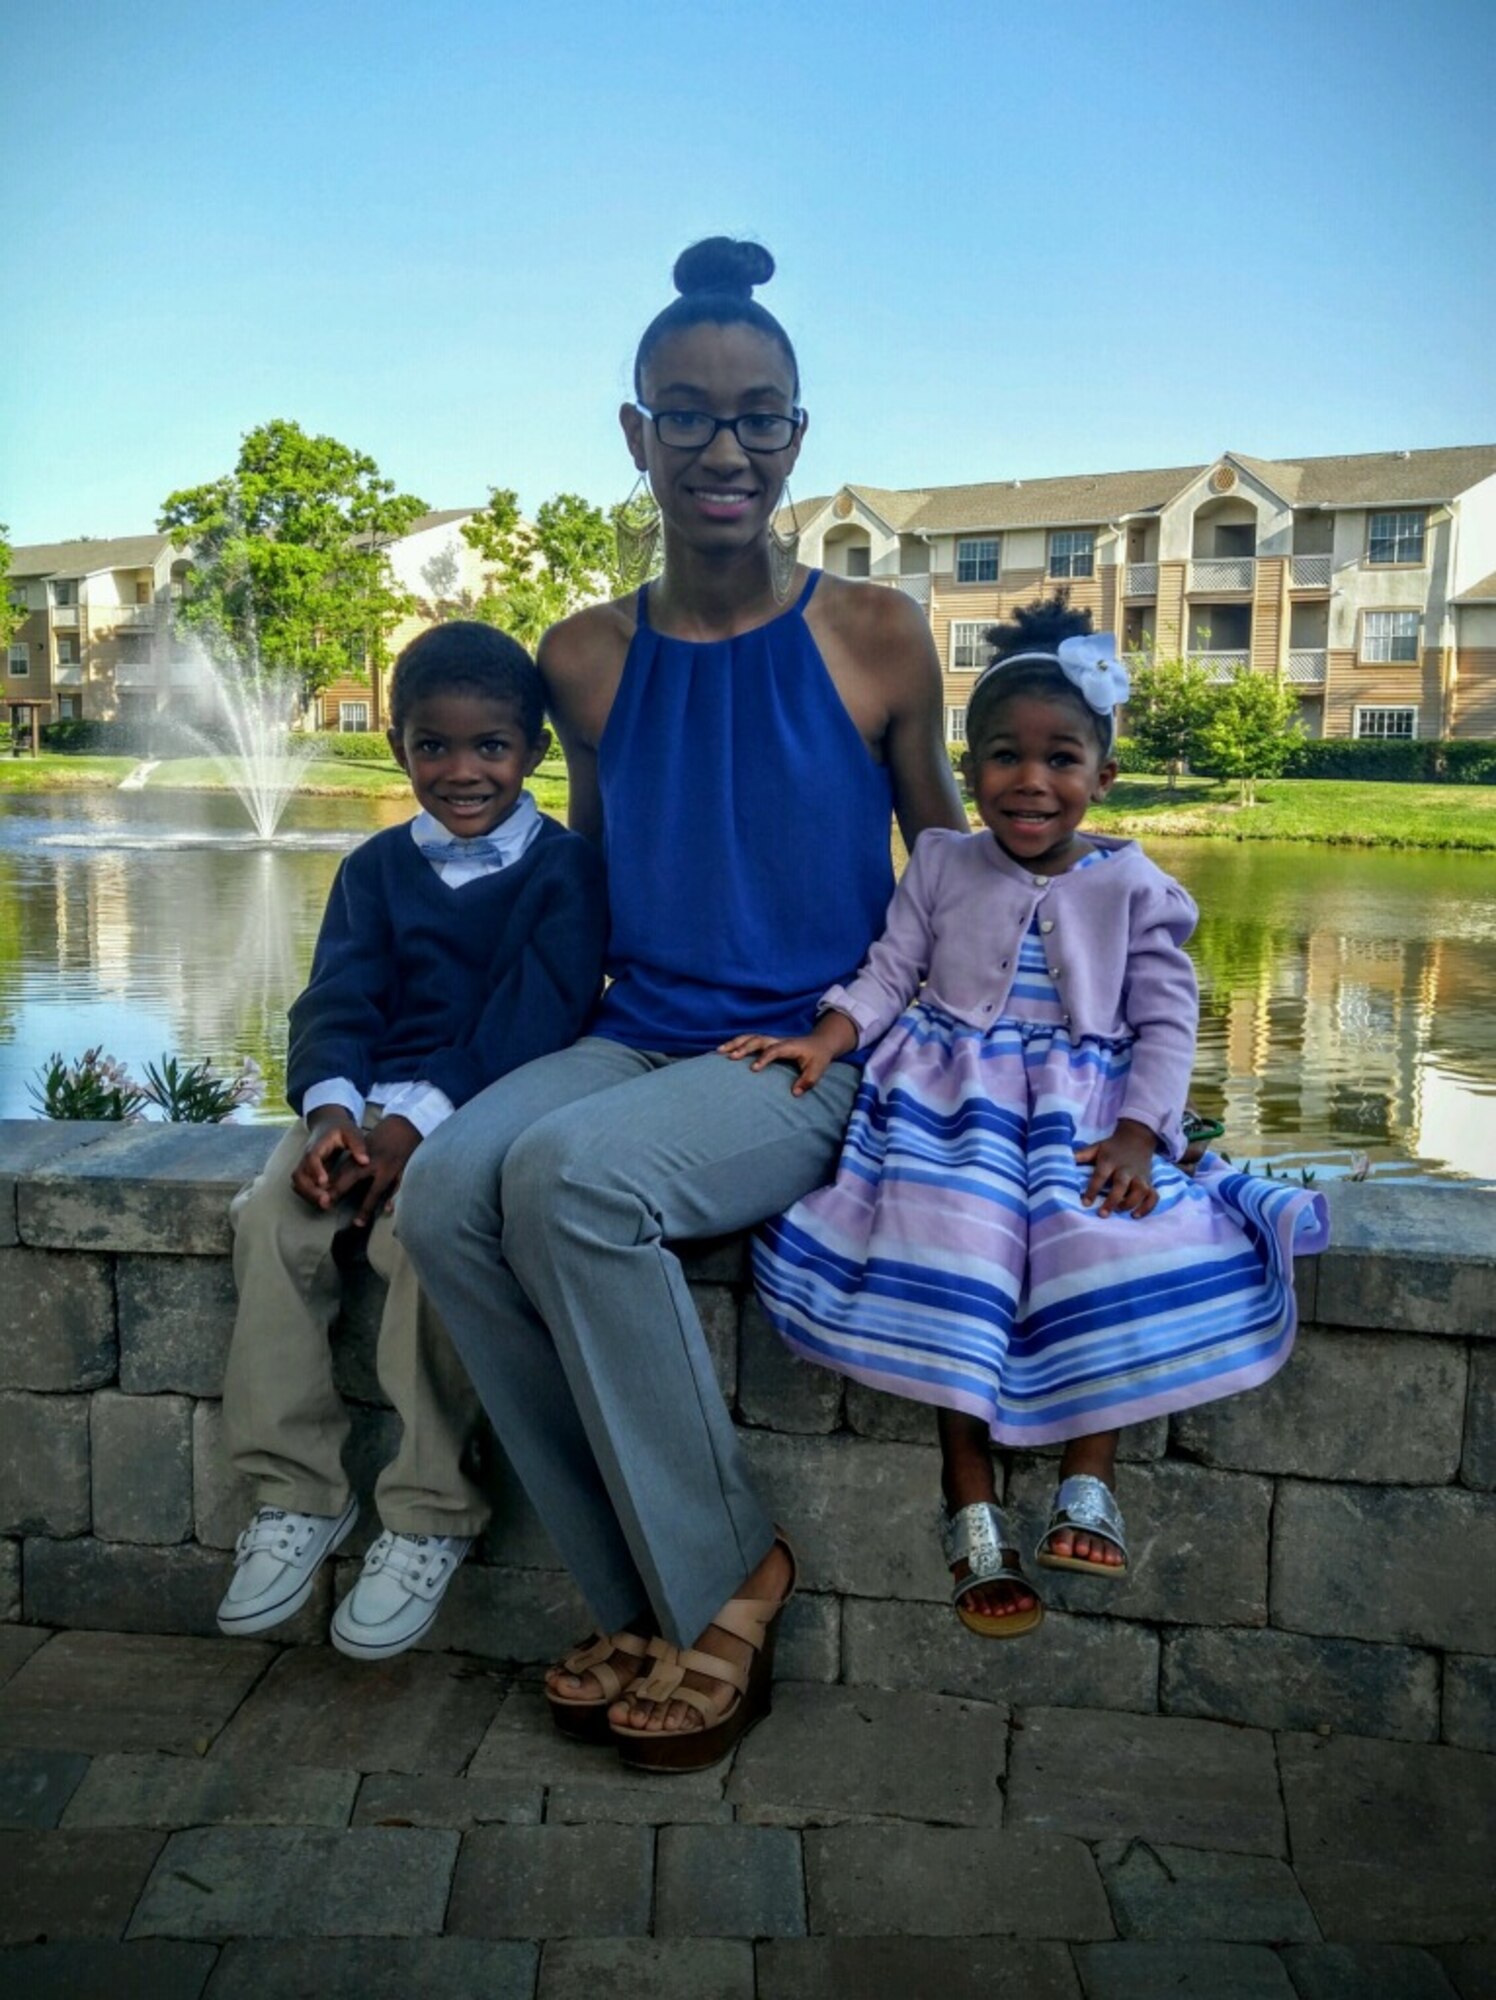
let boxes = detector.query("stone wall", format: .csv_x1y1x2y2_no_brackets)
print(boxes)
1,1120,1492,1754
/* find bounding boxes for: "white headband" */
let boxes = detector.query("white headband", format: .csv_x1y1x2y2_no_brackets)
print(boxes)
969,632,1131,734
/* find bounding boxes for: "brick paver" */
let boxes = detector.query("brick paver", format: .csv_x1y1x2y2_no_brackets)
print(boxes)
0,1621,1485,1985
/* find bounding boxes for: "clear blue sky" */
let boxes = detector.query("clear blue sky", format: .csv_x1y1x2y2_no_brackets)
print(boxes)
4,0,1493,545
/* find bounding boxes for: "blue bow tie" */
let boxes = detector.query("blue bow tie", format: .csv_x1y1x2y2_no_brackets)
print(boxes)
423,836,506,867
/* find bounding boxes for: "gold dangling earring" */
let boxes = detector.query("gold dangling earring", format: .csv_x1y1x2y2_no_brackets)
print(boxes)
768,483,802,604
613,473,662,588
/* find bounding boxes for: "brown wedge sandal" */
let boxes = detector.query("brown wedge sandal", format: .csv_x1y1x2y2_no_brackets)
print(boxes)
544,1630,651,1743
609,1540,797,1773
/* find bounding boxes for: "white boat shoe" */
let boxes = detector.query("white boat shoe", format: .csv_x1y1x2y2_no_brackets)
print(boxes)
216,1499,359,1637
330,1531,471,1661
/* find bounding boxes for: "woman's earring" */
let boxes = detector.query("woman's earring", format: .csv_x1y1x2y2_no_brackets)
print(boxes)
613,474,662,586
768,484,802,604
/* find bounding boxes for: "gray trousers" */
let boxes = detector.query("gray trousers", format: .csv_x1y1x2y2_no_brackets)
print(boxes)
395,1037,859,1646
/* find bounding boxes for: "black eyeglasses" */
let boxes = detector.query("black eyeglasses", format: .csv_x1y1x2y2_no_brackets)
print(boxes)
634,405,804,454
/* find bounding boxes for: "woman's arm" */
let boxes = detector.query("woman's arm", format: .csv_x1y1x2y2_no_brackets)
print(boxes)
810,581,967,846
537,601,634,846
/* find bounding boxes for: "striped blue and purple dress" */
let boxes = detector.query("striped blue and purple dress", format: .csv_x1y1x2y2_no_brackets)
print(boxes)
752,850,1328,1445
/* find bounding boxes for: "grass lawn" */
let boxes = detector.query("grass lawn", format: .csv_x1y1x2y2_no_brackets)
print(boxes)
1089,774,1496,851
4,755,1494,850
0,753,572,816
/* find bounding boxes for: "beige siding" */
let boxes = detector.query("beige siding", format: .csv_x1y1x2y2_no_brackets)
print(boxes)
1454,650,1496,737
1250,557,1288,675
1153,561,1186,653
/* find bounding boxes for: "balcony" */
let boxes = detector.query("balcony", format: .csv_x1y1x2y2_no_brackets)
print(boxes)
1189,558,1255,593
1287,649,1327,685
1125,563,1158,597
1190,650,1250,681
111,605,156,629
874,573,931,605
1291,554,1332,589
114,661,157,690
53,663,84,687
50,604,79,628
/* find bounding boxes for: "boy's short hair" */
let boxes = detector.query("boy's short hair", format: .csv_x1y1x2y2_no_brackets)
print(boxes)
389,621,545,741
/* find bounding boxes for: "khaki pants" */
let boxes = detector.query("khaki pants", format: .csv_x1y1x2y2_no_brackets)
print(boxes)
223,1114,490,1536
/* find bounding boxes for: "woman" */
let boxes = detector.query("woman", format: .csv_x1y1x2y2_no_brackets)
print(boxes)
397,237,966,1770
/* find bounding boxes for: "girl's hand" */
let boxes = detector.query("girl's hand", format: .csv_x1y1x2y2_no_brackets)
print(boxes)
1075,1118,1160,1218
718,1012,858,1095
291,1106,368,1209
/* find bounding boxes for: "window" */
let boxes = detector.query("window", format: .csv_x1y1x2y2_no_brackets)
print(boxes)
1049,529,1095,579
135,579,152,604
7,644,29,677
1367,511,1425,565
56,637,79,664
945,704,967,744
1355,706,1417,740
844,546,870,578
1361,610,1419,664
9,587,27,614
50,580,77,607
57,695,82,720
949,621,994,673
339,701,370,732
955,537,999,584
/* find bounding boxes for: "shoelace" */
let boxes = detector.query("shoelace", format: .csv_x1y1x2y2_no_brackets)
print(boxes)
234,1507,323,1565
363,1531,464,1590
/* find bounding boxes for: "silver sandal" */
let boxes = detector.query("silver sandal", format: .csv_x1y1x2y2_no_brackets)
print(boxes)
940,1500,1044,1639
1036,1474,1129,1577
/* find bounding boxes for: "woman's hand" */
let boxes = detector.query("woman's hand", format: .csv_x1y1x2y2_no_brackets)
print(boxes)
719,1011,859,1095
1075,1118,1160,1218
291,1106,368,1209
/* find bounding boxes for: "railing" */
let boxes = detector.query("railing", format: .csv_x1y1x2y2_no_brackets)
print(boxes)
50,604,79,628
1189,558,1255,592
1190,650,1250,680
53,663,84,687
1125,563,1158,597
114,661,157,690
1287,649,1327,684
1291,554,1332,588
111,605,156,628
874,573,931,605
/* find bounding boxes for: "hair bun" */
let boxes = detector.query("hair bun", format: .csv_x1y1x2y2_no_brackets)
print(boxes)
672,237,775,300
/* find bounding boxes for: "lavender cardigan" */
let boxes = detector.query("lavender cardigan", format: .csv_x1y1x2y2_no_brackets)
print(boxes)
821,828,1200,1159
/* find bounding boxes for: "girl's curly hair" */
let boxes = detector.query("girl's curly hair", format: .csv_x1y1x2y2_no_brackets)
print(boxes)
965,589,1112,754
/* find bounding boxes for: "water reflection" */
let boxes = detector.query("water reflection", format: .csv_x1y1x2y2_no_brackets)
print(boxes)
0,797,1491,1180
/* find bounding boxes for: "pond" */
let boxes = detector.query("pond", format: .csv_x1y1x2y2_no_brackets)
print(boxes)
1,790,1492,1181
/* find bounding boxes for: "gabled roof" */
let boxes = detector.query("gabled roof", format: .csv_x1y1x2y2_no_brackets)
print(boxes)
395,508,479,537
11,533,175,580
902,465,1203,533
798,443,1496,538
1454,570,1496,605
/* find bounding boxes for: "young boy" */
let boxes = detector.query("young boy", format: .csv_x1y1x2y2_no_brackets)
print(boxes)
217,621,607,1660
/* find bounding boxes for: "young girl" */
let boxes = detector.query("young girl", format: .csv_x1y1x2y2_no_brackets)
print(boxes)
724,595,1327,1638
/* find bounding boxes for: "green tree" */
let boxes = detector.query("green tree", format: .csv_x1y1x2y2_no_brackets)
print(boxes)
1126,650,1214,789
159,420,427,697
462,487,620,647
1199,663,1304,806
0,525,22,655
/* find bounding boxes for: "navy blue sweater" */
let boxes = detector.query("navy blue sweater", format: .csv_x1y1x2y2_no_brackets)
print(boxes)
286,816,607,1115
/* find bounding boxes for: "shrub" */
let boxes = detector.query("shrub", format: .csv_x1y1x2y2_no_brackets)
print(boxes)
294,729,396,763
39,718,142,754
1279,738,1496,783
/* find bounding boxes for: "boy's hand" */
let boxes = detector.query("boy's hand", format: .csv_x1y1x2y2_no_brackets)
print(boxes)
291,1106,368,1209
336,1115,422,1230
719,1011,859,1096
1075,1118,1160,1218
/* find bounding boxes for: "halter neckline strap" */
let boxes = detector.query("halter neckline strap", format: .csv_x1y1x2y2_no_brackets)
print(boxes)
636,569,820,636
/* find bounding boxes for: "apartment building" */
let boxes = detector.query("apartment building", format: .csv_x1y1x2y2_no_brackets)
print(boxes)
789,444,1496,742
5,533,196,738
5,512,489,740
313,508,488,732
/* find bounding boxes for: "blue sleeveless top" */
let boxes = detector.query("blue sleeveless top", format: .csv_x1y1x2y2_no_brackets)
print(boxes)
592,571,895,1053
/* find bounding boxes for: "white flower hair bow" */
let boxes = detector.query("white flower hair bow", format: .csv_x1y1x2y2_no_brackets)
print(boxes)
1056,633,1130,715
